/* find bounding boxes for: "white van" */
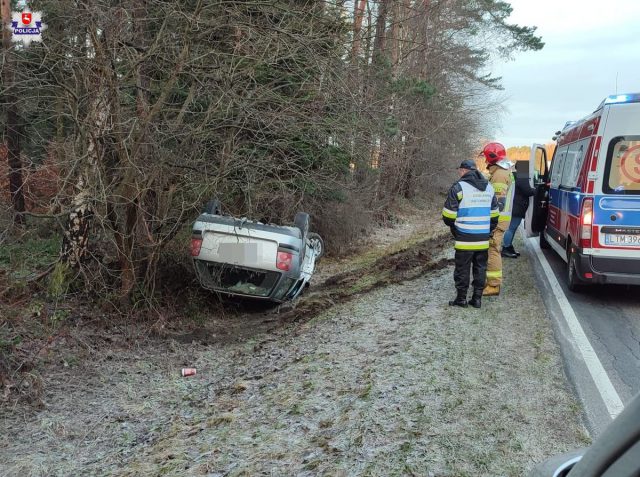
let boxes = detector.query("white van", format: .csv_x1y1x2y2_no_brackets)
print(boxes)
525,93,640,290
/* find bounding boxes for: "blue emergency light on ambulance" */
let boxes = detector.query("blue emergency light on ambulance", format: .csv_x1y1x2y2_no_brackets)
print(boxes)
524,92,640,290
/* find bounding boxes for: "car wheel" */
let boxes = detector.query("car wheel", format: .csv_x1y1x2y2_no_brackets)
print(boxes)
204,198,222,215
567,248,582,292
294,212,310,239
540,230,551,249
307,232,325,260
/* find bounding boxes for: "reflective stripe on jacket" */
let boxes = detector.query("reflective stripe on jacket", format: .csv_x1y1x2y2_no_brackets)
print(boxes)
500,174,516,222
487,165,515,222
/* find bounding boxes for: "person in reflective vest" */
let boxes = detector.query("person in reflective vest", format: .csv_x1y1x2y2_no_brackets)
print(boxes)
442,159,499,308
481,142,515,296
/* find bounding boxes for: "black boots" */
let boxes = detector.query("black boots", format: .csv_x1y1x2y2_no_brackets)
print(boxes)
448,290,468,307
449,290,482,308
501,245,519,258
469,289,482,308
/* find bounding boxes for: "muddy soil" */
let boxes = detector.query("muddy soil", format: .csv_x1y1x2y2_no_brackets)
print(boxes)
0,229,589,476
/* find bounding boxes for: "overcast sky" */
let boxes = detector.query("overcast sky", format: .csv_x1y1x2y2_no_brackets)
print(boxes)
493,0,640,148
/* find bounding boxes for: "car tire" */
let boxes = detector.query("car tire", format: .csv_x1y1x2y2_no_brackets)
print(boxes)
540,230,551,249
307,232,325,260
294,212,310,239
204,198,222,215
567,248,582,292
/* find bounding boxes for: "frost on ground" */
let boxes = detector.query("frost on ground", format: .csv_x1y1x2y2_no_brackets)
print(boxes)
0,237,589,477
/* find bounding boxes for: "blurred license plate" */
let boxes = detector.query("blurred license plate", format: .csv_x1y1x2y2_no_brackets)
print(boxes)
218,243,259,262
604,234,640,246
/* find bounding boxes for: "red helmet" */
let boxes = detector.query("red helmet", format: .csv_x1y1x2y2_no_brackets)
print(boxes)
482,142,506,164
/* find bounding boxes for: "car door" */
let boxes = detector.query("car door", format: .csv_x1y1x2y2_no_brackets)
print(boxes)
529,391,640,477
547,145,569,237
525,144,550,237
558,143,582,242
561,139,590,244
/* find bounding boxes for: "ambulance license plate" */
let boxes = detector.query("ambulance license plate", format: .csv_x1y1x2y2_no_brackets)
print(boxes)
604,234,640,246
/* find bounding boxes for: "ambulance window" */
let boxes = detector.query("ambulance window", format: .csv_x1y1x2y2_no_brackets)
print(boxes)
560,147,577,187
550,146,568,188
561,140,589,188
603,136,640,194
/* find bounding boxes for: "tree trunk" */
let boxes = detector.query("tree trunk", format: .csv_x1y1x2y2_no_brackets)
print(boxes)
390,0,401,68
116,0,153,300
371,0,392,208
60,90,108,268
60,182,93,267
1,0,26,226
371,0,390,66
351,0,367,65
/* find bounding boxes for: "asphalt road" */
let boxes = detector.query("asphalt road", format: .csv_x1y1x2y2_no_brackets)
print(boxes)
538,248,640,405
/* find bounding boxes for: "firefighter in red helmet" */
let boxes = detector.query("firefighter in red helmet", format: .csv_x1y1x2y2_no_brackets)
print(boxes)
481,142,515,296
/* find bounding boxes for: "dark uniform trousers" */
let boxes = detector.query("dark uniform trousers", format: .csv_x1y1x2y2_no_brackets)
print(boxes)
454,249,489,293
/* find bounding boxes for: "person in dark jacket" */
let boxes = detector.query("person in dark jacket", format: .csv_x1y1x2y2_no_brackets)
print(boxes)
501,163,536,258
442,160,499,308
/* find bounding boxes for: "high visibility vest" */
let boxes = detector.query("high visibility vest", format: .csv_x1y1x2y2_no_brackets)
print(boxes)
454,181,495,251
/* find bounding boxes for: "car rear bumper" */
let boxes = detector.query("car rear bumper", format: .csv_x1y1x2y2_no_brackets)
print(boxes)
576,253,640,285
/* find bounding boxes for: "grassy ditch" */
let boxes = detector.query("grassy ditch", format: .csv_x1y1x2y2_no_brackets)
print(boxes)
0,222,450,402
73,242,591,476
0,230,590,476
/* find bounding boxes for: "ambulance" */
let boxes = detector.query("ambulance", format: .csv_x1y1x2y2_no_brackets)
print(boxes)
525,93,640,291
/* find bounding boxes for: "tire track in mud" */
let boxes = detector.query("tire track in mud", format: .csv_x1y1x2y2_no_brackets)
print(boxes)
274,232,452,327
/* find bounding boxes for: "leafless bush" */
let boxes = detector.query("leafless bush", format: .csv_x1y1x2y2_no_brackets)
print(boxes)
306,192,375,256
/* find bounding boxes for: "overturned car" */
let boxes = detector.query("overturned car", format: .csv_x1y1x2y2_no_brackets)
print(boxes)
190,199,324,302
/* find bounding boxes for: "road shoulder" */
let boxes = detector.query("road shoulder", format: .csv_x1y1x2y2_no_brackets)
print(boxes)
523,233,622,436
